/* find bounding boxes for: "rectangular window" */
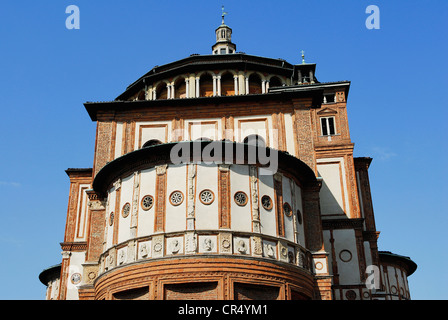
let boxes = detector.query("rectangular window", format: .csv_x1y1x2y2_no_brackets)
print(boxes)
320,117,336,136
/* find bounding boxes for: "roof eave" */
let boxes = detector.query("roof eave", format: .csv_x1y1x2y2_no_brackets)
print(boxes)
85,87,326,122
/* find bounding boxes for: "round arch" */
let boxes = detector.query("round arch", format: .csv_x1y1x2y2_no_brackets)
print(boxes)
154,81,169,100
248,72,263,94
173,77,187,99
268,75,283,88
199,72,214,97
220,71,235,96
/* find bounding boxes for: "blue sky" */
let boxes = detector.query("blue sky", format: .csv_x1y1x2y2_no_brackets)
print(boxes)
0,0,446,300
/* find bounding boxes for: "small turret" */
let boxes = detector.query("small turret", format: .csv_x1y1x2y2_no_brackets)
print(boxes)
212,6,236,54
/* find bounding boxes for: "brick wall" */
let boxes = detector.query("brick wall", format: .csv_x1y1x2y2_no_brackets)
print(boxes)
234,283,279,300
164,282,218,300
113,287,149,300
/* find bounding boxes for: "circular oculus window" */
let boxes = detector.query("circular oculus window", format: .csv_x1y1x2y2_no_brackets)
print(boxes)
339,250,353,262
283,202,292,217
170,191,184,206
122,202,131,218
141,195,154,211
261,195,273,210
234,191,248,206
71,273,82,285
199,189,214,205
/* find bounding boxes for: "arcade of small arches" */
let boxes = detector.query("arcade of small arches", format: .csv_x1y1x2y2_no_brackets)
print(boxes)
133,71,286,101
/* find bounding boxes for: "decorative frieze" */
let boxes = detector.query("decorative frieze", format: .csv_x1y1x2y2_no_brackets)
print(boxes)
278,240,289,263
218,164,231,229
251,236,263,257
219,232,232,254
167,237,183,255
127,240,136,263
154,165,167,232
273,174,285,237
130,172,140,238
152,235,164,258
185,232,198,254
186,164,197,230
117,247,127,265
234,237,249,255
86,189,106,211
60,242,87,252
138,241,151,259
249,166,260,233
263,241,277,259
199,235,217,253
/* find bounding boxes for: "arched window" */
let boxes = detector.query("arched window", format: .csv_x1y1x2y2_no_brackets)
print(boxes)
137,90,146,101
174,78,187,99
243,134,266,147
269,76,282,88
156,83,168,100
248,73,262,94
200,74,214,97
221,72,234,96
142,139,162,148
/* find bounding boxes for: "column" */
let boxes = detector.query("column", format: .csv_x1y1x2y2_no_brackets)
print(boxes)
213,76,217,96
185,79,190,98
262,80,266,94
245,77,249,94
233,75,239,95
217,76,221,96
170,84,175,99
167,84,171,99
195,77,200,97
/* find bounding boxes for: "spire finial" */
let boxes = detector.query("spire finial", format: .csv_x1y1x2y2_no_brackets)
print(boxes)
301,50,305,64
221,5,228,25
